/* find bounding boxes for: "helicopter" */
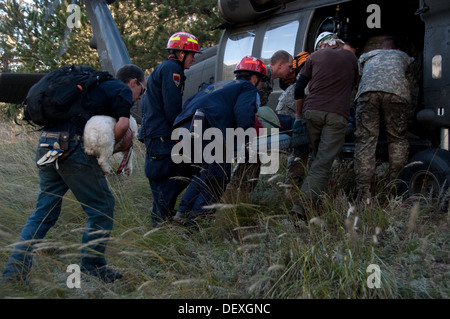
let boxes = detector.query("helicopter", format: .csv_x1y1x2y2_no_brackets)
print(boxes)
0,0,449,202
184,0,450,202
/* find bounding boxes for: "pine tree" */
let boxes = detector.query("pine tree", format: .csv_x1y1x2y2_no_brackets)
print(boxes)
0,0,224,73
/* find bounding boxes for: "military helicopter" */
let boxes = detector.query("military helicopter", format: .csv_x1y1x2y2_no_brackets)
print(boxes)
184,0,450,202
1,0,449,202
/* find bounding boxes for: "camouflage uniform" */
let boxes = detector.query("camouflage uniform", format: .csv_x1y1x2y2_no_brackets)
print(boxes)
258,65,273,106
276,76,309,192
276,82,296,116
354,49,414,196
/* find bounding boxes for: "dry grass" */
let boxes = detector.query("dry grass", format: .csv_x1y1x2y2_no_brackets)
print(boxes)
0,119,448,299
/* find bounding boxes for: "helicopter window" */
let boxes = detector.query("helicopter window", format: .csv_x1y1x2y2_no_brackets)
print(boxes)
222,31,256,80
261,20,299,64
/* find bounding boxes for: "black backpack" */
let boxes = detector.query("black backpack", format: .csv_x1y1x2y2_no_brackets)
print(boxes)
21,65,113,126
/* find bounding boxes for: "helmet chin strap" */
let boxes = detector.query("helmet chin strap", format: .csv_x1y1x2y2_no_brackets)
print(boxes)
254,73,265,88
255,77,261,87
180,52,187,67
168,51,187,66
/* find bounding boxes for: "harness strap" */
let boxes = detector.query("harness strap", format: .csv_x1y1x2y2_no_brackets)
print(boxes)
117,146,133,174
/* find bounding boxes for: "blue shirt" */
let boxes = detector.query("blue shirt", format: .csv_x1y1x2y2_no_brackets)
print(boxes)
84,79,133,120
139,59,186,140
174,80,259,133
46,78,133,135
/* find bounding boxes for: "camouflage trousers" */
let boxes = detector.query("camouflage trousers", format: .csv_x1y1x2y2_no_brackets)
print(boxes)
354,91,409,194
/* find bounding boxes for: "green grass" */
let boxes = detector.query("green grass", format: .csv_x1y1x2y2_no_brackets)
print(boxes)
0,120,448,299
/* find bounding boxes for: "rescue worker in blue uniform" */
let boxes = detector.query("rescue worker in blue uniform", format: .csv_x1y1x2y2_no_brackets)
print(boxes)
139,32,201,226
172,56,268,226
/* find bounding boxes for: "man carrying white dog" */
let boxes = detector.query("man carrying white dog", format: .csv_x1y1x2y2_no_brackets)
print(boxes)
2,64,146,284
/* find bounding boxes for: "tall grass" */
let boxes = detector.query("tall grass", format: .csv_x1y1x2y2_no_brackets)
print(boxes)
0,120,448,299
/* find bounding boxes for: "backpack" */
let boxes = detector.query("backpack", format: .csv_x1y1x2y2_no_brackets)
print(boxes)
21,65,113,126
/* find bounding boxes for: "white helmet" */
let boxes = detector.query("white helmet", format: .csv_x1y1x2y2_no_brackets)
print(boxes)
314,31,336,51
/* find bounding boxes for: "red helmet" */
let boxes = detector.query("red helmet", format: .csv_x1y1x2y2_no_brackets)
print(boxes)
166,32,201,53
234,56,268,79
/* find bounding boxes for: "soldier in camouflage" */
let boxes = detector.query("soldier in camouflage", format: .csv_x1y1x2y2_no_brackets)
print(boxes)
276,52,310,198
259,65,273,106
354,36,414,199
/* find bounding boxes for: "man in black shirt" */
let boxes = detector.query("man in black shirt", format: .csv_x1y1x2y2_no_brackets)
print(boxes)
2,64,146,283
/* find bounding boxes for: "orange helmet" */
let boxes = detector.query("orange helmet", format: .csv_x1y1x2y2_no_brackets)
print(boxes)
292,51,310,70
166,32,201,53
234,56,268,80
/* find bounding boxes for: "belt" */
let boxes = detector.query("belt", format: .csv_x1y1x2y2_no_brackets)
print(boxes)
40,132,81,141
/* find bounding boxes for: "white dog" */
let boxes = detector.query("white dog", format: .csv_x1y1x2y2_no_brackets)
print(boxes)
83,115,138,175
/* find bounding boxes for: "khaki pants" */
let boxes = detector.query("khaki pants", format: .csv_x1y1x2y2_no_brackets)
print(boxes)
298,109,348,204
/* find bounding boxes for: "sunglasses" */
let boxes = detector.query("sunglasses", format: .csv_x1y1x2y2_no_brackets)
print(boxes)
137,79,146,96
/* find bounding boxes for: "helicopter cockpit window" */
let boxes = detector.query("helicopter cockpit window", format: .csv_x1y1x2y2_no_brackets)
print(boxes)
222,31,255,80
260,20,299,65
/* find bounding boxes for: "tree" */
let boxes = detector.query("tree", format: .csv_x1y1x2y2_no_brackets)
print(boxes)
108,0,224,72
0,0,100,72
0,0,224,73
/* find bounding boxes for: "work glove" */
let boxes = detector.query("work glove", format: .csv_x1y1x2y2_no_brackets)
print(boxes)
36,142,64,168
292,119,305,134
291,119,309,147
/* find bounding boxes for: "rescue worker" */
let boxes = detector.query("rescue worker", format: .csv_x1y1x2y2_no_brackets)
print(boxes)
223,51,294,202
354,36,414,200
172,56,268,226
291,32,358,221
139,32,201,226
3,64,146,283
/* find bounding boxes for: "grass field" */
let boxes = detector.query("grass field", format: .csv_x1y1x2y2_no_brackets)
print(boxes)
0,120,448,299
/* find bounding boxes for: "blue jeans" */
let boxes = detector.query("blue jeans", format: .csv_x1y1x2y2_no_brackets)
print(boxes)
3,135,115,280
144,137,191,226
178,161,231,217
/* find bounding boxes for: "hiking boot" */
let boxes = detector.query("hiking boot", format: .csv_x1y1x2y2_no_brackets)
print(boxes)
173,211,190,223
284,185,297,202
84,266,123,283
1,273,29,285
355,187,371,204
289,204,307,221
1,264,29,284
221,188,235,203
173,211,199,230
